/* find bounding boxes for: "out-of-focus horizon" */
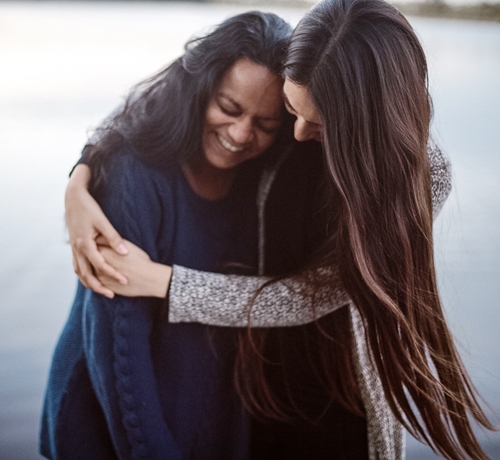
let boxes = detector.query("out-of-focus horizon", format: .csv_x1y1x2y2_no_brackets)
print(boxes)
218,0,500,21
0,2,499,459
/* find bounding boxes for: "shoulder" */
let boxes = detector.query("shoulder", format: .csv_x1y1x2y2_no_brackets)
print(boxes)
107,147,173,186
97,148,178,254
101,147,178,205
99,147,178,226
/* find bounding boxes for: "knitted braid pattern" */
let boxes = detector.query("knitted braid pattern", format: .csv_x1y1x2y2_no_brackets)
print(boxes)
113,178,151,460
113,302,150,459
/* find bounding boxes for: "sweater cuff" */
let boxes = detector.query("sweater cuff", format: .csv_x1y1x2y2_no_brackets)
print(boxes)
160,266,173,322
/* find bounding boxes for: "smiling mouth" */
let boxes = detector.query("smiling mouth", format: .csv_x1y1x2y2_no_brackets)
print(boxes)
217,134,243,153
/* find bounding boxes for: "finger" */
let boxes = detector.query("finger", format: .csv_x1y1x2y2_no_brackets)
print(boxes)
97,218,128,255
72,252,90,290
73,251,115,298
90,249,129,285
97,275,119,288
86,275,116,299
95,235,110,246
77,239,128,285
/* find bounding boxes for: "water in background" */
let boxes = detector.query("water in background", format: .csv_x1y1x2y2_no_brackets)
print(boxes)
0,3,499,459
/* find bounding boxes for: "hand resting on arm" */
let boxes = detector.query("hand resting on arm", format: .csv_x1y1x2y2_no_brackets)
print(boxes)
96,238,171,298
65,164,129,298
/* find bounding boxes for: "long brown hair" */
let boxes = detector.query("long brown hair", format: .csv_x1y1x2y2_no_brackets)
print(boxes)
278,0,493,458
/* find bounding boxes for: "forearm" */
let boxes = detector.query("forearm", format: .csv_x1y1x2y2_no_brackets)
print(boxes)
66,164,91,201
167,140,451,328
125,259,171,298
168,265,350,327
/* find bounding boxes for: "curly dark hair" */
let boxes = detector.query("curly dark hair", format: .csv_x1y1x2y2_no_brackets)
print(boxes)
84,11,292,198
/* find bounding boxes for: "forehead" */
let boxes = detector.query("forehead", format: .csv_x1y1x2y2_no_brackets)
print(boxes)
283,78,322,124
216,58,283,117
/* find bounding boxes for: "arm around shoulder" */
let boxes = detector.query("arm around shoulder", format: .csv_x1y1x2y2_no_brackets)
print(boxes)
166,140,450,329
66,164,128,297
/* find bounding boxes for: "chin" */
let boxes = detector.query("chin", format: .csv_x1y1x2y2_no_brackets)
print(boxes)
204,156,238,171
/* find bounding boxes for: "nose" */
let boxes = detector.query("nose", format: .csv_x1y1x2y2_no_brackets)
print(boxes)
293,117,321,143
227,117,254,145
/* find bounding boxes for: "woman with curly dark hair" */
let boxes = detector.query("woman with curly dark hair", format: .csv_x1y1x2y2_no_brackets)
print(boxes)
42,11,296,459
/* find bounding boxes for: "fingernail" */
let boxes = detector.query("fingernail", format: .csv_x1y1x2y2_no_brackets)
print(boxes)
118,244,128,254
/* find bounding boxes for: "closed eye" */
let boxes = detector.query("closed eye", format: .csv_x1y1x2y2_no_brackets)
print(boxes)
257,122,280,134
218,103,240,117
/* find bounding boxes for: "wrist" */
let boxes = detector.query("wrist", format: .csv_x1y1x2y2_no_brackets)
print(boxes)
65,165,94,216
151,263,172,298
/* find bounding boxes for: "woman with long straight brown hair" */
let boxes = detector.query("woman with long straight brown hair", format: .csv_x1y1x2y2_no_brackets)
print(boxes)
62,0,493,458
279,0,494,458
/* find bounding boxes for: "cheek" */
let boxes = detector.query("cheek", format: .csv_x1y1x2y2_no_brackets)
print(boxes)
204,104,224,127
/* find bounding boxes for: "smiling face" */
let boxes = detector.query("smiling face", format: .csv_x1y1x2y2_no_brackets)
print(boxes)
283,78,323,143
201,58,283,171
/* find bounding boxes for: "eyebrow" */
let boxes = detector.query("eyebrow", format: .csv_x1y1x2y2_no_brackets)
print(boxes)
218,92,281,122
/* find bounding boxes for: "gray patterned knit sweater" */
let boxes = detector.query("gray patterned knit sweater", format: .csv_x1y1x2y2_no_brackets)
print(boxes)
168,139,451,460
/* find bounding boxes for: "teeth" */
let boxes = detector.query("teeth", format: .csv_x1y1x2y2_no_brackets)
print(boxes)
218,134,243,153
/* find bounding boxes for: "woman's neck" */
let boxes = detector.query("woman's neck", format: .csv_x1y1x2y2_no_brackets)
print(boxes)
181,157,237,201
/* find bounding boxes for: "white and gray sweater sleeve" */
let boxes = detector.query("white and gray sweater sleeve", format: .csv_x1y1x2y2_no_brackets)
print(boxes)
169,266,350,327
168,141,452,328
428,137,452,216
